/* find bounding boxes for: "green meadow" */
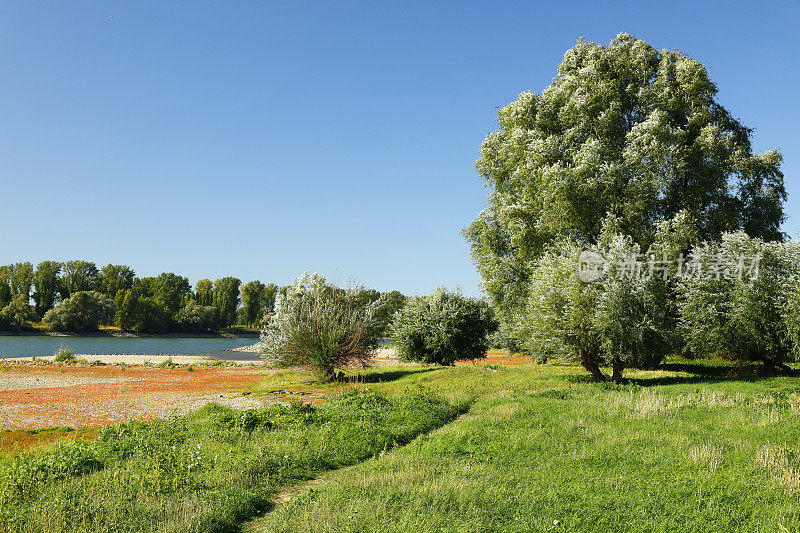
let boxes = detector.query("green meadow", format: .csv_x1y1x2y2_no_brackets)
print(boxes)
3,358,800,532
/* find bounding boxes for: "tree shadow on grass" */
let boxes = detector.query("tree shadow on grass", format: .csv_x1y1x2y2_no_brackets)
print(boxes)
628,361,771,387
359,368,438,384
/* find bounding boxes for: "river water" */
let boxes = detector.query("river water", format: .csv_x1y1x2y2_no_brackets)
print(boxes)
0,336,260,360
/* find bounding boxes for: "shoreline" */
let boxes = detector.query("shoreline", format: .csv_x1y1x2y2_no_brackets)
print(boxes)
0,331,261,339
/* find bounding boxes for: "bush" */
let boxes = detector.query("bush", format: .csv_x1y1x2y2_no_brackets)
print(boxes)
54,345,77,363
391,288,498,366
260,273,386,380
42,291,113,332
0,295,35,331
175,301,219,333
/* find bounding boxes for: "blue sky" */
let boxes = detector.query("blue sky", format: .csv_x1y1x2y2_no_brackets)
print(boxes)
1,1,797,296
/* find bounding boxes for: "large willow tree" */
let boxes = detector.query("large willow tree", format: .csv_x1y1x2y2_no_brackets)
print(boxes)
466,34,786,319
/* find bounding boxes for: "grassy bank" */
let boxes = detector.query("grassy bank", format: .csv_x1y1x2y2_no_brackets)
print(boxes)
0,388,467,532
4,358,800,532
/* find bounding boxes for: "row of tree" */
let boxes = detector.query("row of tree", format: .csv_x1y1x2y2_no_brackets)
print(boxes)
0,261,280,333
0,260,407,335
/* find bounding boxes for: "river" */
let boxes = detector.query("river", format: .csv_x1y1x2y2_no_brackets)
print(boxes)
0,335,260,360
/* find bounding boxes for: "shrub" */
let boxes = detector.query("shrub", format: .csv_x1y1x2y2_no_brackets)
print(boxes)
176,301,219,333
594,235,676,379
42,291,113,332
54,345,77,363
260,273,386,380
391,288,498,366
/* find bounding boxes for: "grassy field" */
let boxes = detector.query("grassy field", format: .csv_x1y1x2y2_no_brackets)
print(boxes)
3,358,800,531
249,359,800,532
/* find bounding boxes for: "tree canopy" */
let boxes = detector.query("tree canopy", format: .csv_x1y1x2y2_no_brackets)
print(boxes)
466,33,786,319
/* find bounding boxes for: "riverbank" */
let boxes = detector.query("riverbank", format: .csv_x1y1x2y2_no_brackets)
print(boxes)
0,329,260,338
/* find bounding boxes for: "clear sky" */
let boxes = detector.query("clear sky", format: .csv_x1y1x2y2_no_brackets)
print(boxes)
1,1,797,296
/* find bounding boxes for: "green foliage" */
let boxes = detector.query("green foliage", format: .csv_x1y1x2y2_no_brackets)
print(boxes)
391,288,498,366
466,33,786,321
114,289,135,330
152,272,191,314
213,277,241,327
486,322,526,354
42,291,113,332
175,300,219,333
0,266,11,309
0,295,36,331
59,261,99,300
115,292,171,334
368,289,407,336
594,236,676,375
0,389,460,532
98,264,135,298
678,232,797,374
241,280,267,327
194,278,213,307
53,345,77,363
518,237,673,381
261,273,386,379
7,262,34,300
33,261,61,318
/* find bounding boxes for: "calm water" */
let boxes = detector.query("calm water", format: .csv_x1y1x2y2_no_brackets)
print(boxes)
0,336,260,360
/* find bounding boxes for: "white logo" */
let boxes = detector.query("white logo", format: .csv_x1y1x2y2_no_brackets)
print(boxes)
578,251,608,282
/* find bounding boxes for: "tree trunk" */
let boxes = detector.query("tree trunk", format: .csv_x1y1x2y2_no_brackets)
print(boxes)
580,351,608,382
761,358,793,377
612,357,624,384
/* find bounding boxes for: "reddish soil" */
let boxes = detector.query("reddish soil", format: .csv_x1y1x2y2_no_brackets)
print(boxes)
455,351,531,367
0,365,268,432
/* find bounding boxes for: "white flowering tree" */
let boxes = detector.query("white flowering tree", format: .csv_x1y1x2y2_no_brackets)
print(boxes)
517,241,606,380
678,233,797,376
465,33,786,325
519,236,675,382
260,273,386,380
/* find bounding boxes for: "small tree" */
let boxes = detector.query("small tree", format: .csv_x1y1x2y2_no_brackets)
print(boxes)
593,236,675,381
260,273,386,380
241,280,267,327
519,237,674,382
42,291,113,332
59,261,100,299
195,279,214,307
0,267,11,309
517,242,606,380
391,288,498,366
678,233,796,375
99,264,135,299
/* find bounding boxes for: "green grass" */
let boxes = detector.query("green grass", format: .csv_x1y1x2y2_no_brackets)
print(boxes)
0,389,466,532
4,358,800,532
250,359,800,532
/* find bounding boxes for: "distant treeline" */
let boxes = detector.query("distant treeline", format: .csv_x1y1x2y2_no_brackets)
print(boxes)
0,261,405,335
